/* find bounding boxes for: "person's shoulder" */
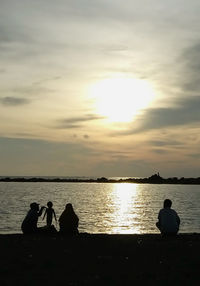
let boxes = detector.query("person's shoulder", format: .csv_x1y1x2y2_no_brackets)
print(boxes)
29,209,38,216
171,208,178,214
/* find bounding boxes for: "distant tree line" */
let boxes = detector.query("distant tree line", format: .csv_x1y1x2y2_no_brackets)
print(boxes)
0,173,200,184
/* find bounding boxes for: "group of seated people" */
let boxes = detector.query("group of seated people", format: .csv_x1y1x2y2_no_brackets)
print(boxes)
21,199,180,236
21,202,79,235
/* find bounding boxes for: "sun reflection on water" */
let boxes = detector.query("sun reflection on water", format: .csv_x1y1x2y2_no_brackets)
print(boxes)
110,183,141,234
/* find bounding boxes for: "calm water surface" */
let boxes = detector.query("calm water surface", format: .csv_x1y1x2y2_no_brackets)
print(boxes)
0,182,199,234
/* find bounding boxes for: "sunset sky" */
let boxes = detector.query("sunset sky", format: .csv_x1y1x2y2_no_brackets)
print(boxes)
0,0,200,177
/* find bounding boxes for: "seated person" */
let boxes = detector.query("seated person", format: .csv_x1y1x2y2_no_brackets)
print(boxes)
156,199,180,236
59,203,79,235
21,202,45,234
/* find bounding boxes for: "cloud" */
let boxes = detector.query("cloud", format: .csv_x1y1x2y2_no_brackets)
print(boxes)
151,149,168,154
0,84,55,106
123,41,200,136
149,139,183,147
56,114,105,129
0,24,31,46
127,96,200,134
0,96,30,106
188,153,200,159
33,76,61,86
11,85,53,96
179,42,200,94
0,136,96,175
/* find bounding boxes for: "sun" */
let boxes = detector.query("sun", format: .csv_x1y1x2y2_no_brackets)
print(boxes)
89,77,156,122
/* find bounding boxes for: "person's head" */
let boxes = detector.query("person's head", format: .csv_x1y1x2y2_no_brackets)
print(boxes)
65,203,74,212
164,199,172,208
47,201,53,208
30,202,39,211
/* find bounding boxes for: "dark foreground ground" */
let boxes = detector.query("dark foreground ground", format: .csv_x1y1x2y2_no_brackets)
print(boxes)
0,233,200,286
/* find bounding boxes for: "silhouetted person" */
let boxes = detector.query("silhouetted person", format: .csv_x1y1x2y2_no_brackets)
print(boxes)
43,201,57,227
59,203,79,235
21,202,46,234
156,199,180,236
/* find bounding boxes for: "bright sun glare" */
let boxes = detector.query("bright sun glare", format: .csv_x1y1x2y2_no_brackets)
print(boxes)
90,77,156,122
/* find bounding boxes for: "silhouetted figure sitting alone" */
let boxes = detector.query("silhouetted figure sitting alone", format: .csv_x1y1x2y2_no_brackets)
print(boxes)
59,203,79,235
156,199,180,236
21,202,46,234
43,201,57,227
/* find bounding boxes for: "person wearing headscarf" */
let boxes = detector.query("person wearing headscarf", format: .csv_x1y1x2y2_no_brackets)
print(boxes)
59,203,79,235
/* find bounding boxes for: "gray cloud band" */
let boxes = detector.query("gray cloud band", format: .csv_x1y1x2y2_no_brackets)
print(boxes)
128,96,200,134
56,114,105,129
0,97,29,106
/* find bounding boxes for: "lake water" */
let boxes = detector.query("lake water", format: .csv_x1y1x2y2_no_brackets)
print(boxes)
0,182,199,234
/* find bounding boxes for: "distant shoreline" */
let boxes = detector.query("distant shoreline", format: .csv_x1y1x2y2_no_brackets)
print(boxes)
0,173,200,184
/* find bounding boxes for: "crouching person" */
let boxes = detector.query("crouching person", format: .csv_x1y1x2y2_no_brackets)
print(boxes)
21,202,46,234
156,199,180,236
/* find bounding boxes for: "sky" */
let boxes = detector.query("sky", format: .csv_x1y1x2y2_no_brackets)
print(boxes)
0,0,200,177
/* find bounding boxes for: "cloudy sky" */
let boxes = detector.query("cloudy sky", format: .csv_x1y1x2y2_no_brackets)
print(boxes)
0,0,200,177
